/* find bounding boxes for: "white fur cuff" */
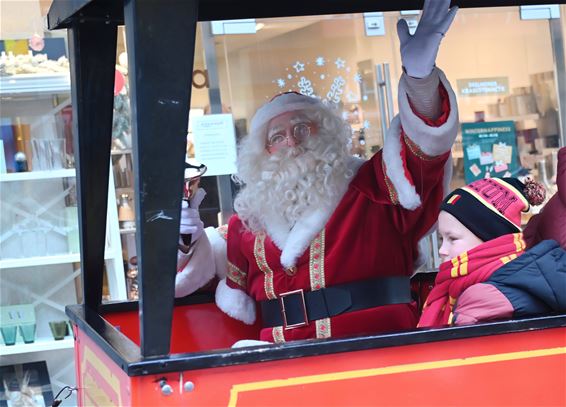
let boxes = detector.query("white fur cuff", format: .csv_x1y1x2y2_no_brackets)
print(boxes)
215,278,256,325
175,234,216,298
231,339,271,348
398,67,459,157
205,226,228,279
382,116,422,210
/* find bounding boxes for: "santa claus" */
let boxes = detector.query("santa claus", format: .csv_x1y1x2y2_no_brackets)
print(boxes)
176,0,460,344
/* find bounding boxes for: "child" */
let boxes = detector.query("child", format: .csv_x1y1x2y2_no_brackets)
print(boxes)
419,177,566,328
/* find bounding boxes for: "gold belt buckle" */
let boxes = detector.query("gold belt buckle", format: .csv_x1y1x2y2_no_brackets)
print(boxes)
279,289,309,330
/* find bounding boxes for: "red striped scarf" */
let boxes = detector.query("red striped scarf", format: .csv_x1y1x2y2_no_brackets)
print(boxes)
418,233,526,328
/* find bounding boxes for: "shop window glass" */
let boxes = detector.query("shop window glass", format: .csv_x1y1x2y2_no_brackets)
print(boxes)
197,6,563,269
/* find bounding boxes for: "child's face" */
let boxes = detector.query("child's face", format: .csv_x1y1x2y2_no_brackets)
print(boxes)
438,211,484,263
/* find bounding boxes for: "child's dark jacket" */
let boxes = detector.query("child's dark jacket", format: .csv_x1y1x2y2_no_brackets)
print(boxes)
453,240,566,325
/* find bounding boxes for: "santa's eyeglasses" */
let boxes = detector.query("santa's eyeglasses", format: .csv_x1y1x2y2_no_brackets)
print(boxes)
266,122,312,152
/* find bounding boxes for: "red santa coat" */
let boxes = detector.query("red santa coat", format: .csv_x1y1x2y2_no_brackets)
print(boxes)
218,68,459,343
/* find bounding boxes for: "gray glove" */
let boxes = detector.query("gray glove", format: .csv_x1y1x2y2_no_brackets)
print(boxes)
397,0,458,78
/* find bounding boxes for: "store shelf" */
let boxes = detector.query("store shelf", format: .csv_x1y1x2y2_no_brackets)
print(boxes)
0,73,70,96
0,253,80,269
0,251,115,269
0,168,76,182
120,227,137,235
111,149,132,155
0,336,74,356
487,113,540,122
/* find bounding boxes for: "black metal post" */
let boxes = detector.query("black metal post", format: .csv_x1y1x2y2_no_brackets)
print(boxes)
67,20,118,311
123,0,198,357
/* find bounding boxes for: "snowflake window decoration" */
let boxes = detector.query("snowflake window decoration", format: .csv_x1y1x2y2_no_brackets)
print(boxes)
297,77,314,97
292,61,305,73
269,56,361,106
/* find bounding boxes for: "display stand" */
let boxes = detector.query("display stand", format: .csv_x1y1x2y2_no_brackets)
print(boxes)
0,72,126,403
47,0,566,405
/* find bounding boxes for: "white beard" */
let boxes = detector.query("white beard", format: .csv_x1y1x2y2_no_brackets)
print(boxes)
234,127,354,238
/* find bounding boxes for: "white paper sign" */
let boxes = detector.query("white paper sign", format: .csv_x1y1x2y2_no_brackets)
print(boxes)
192,113,237,176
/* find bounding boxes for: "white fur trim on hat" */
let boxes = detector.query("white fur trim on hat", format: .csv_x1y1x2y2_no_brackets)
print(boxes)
215,278,256,325
398,67,459,156
250,92,327,136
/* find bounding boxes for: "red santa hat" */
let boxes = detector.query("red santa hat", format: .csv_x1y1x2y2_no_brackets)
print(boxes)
249,92,329,137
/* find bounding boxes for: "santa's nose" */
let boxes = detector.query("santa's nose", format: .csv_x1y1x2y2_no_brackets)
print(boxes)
286,131,299,147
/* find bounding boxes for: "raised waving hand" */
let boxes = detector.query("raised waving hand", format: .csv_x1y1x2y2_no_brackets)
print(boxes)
397,0,458,78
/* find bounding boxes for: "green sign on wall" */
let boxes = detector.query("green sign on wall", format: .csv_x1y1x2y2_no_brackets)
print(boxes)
462,121,520,183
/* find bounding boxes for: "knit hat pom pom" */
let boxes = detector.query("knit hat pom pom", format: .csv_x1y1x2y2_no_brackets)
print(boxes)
523,178,546,206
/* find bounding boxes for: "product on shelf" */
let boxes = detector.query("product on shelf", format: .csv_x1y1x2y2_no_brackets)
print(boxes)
118,193,135,229
126,256,139,301
0,361,55,406
0,325,17,346
64,182,79,254
0,304,36,345
14,151,28,172
0,51,69,76
48,320,69,341
18,323,36,344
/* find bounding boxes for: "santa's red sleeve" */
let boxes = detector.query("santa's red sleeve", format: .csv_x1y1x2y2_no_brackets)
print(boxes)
353,67,459,257
215,215,256,325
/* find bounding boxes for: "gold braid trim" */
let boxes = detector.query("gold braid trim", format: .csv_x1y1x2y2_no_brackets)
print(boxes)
309,230,326,290
381,159,399,205
309,230,331,339
315,318,331,338
403,133,438,161
227,261,246,289
272,326,285,343
254,233,276,300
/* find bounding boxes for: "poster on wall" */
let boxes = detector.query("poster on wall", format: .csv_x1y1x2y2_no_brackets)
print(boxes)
192,113,237,177
462,121,520,183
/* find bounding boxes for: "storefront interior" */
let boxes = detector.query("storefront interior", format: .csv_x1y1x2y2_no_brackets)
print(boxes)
0,1,565,404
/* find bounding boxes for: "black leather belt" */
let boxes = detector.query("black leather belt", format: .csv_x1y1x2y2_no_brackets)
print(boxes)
260,276,411,330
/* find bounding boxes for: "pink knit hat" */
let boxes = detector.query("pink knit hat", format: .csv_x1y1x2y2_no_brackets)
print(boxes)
249,92,328,137
441,177,545,241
